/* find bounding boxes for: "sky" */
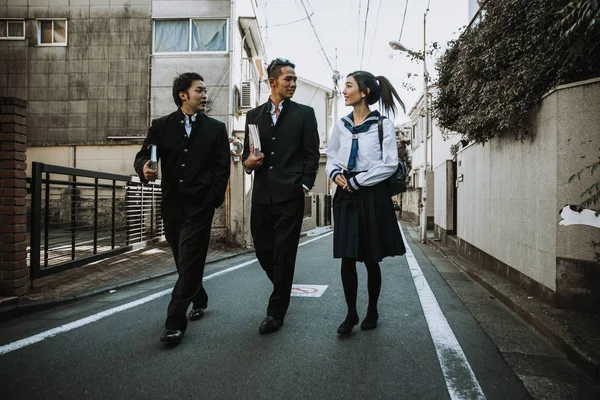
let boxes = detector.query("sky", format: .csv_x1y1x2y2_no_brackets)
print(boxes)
260,0,469,124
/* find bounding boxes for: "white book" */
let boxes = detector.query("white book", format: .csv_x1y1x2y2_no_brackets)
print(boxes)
248,124,262,157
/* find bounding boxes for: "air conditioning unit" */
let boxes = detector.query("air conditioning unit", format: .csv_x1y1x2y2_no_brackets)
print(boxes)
239,81,255,109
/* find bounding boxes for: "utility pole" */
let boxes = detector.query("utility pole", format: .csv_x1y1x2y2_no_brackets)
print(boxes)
420,11,429,243
388,7,430,243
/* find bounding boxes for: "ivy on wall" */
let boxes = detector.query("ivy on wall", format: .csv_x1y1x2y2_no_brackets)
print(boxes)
432,0,600,144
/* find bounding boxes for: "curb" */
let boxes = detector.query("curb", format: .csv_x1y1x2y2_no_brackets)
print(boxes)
427,238,600,383
0,249,254,322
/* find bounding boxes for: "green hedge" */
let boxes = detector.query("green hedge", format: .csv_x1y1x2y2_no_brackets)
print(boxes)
433,0,600,144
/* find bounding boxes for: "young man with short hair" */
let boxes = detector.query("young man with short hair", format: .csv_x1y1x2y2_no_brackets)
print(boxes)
243,58,320,334
134,72,230,344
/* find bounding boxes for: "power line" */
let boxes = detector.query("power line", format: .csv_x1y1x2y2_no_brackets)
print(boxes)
298,0,335,73
357,0,362,55
367,0,383,67
268,14,313,28
398,0,410,42
308,83,322,106
360,0,371,69
346,0,354,37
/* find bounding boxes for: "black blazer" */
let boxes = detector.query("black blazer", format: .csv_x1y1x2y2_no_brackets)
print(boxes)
134,109,231,221
242,99,320,205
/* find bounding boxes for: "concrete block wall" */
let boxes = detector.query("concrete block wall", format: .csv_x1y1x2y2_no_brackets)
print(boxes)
0,98,29,297
456,125,557,291
401,188,421,226
0,1,152,145
434,160,454,234
454,78,600,310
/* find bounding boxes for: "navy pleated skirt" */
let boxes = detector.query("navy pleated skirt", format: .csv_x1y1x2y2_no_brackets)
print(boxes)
333,179,406,262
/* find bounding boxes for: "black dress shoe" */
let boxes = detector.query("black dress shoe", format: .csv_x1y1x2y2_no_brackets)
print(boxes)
160,328,184,344
259,316,283,335
337,315,359,335
360,310,379,330
188,307,205,321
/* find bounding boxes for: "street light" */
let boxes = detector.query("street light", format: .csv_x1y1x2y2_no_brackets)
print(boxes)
389,10,430,244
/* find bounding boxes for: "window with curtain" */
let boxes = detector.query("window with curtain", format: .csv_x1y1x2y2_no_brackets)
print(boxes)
191,19,227,51
154,19,227,53
154,20,189,53
38,19,67,45
0,19,25,39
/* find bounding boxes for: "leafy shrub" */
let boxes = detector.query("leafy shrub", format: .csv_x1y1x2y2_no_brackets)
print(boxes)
433,0,600,144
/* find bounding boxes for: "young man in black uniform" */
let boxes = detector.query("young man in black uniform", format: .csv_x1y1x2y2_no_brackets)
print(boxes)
242,58,320,334
134,72,230,344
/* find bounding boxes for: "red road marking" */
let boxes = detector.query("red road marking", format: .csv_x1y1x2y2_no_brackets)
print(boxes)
292,287,318,294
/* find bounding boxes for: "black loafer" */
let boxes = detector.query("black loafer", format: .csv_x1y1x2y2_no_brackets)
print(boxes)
160,328,184,344
360,311,379,331
259,316,283,335
337,315,359,335
188,307,205,321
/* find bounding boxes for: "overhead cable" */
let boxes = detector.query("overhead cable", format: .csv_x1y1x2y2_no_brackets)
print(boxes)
298,0,335,73
398,0,410,42
268,14,314,28
360,0,371,68
368,0,384,64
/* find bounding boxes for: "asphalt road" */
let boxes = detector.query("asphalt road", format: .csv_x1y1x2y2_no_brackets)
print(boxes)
1,224,598,399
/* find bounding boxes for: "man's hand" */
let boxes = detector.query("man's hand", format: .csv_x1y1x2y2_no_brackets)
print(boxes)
143,160,158,182
334,174,353,192
244,144,264,170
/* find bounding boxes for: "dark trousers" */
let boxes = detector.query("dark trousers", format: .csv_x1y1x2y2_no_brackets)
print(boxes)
251,195,305,320
163,207,215,331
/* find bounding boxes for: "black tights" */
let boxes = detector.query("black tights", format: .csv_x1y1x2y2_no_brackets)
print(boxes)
340,258,381,320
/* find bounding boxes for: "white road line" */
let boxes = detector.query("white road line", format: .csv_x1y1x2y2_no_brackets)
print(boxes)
299,231,333,246
0,231,332,356
400,224,486,400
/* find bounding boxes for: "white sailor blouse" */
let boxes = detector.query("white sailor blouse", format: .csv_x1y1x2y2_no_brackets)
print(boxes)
325,112,398,192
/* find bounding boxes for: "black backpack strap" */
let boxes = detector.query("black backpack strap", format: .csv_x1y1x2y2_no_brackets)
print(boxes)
378,116,384,150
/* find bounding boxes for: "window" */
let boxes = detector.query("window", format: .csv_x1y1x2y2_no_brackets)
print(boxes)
37,19,67,46
153,19,228,54
0,19,25,40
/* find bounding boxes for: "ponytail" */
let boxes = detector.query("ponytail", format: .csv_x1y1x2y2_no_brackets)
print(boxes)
376,75,405,117
347,71,405,118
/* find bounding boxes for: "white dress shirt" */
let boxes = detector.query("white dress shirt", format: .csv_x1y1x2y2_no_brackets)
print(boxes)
269,101,284,124
183,113,197,137
325,117,398,191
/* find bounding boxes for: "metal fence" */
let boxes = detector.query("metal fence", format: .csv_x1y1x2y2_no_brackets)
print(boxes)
27,162,163,280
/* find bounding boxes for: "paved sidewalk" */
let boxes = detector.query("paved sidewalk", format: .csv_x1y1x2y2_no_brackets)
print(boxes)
0,240,250,321
425,232,600,383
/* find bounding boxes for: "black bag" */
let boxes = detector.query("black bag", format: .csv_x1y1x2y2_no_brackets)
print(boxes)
378,117,407,196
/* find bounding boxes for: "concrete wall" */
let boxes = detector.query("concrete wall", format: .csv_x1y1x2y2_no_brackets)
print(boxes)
434,160,454,232
425,169,434,221
0,1,152,145
401,188,421,226
553,80,600,262
26,144,140,177
455,79,600,292
313,153,330,196
150,0,231,129
456,132,557,290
